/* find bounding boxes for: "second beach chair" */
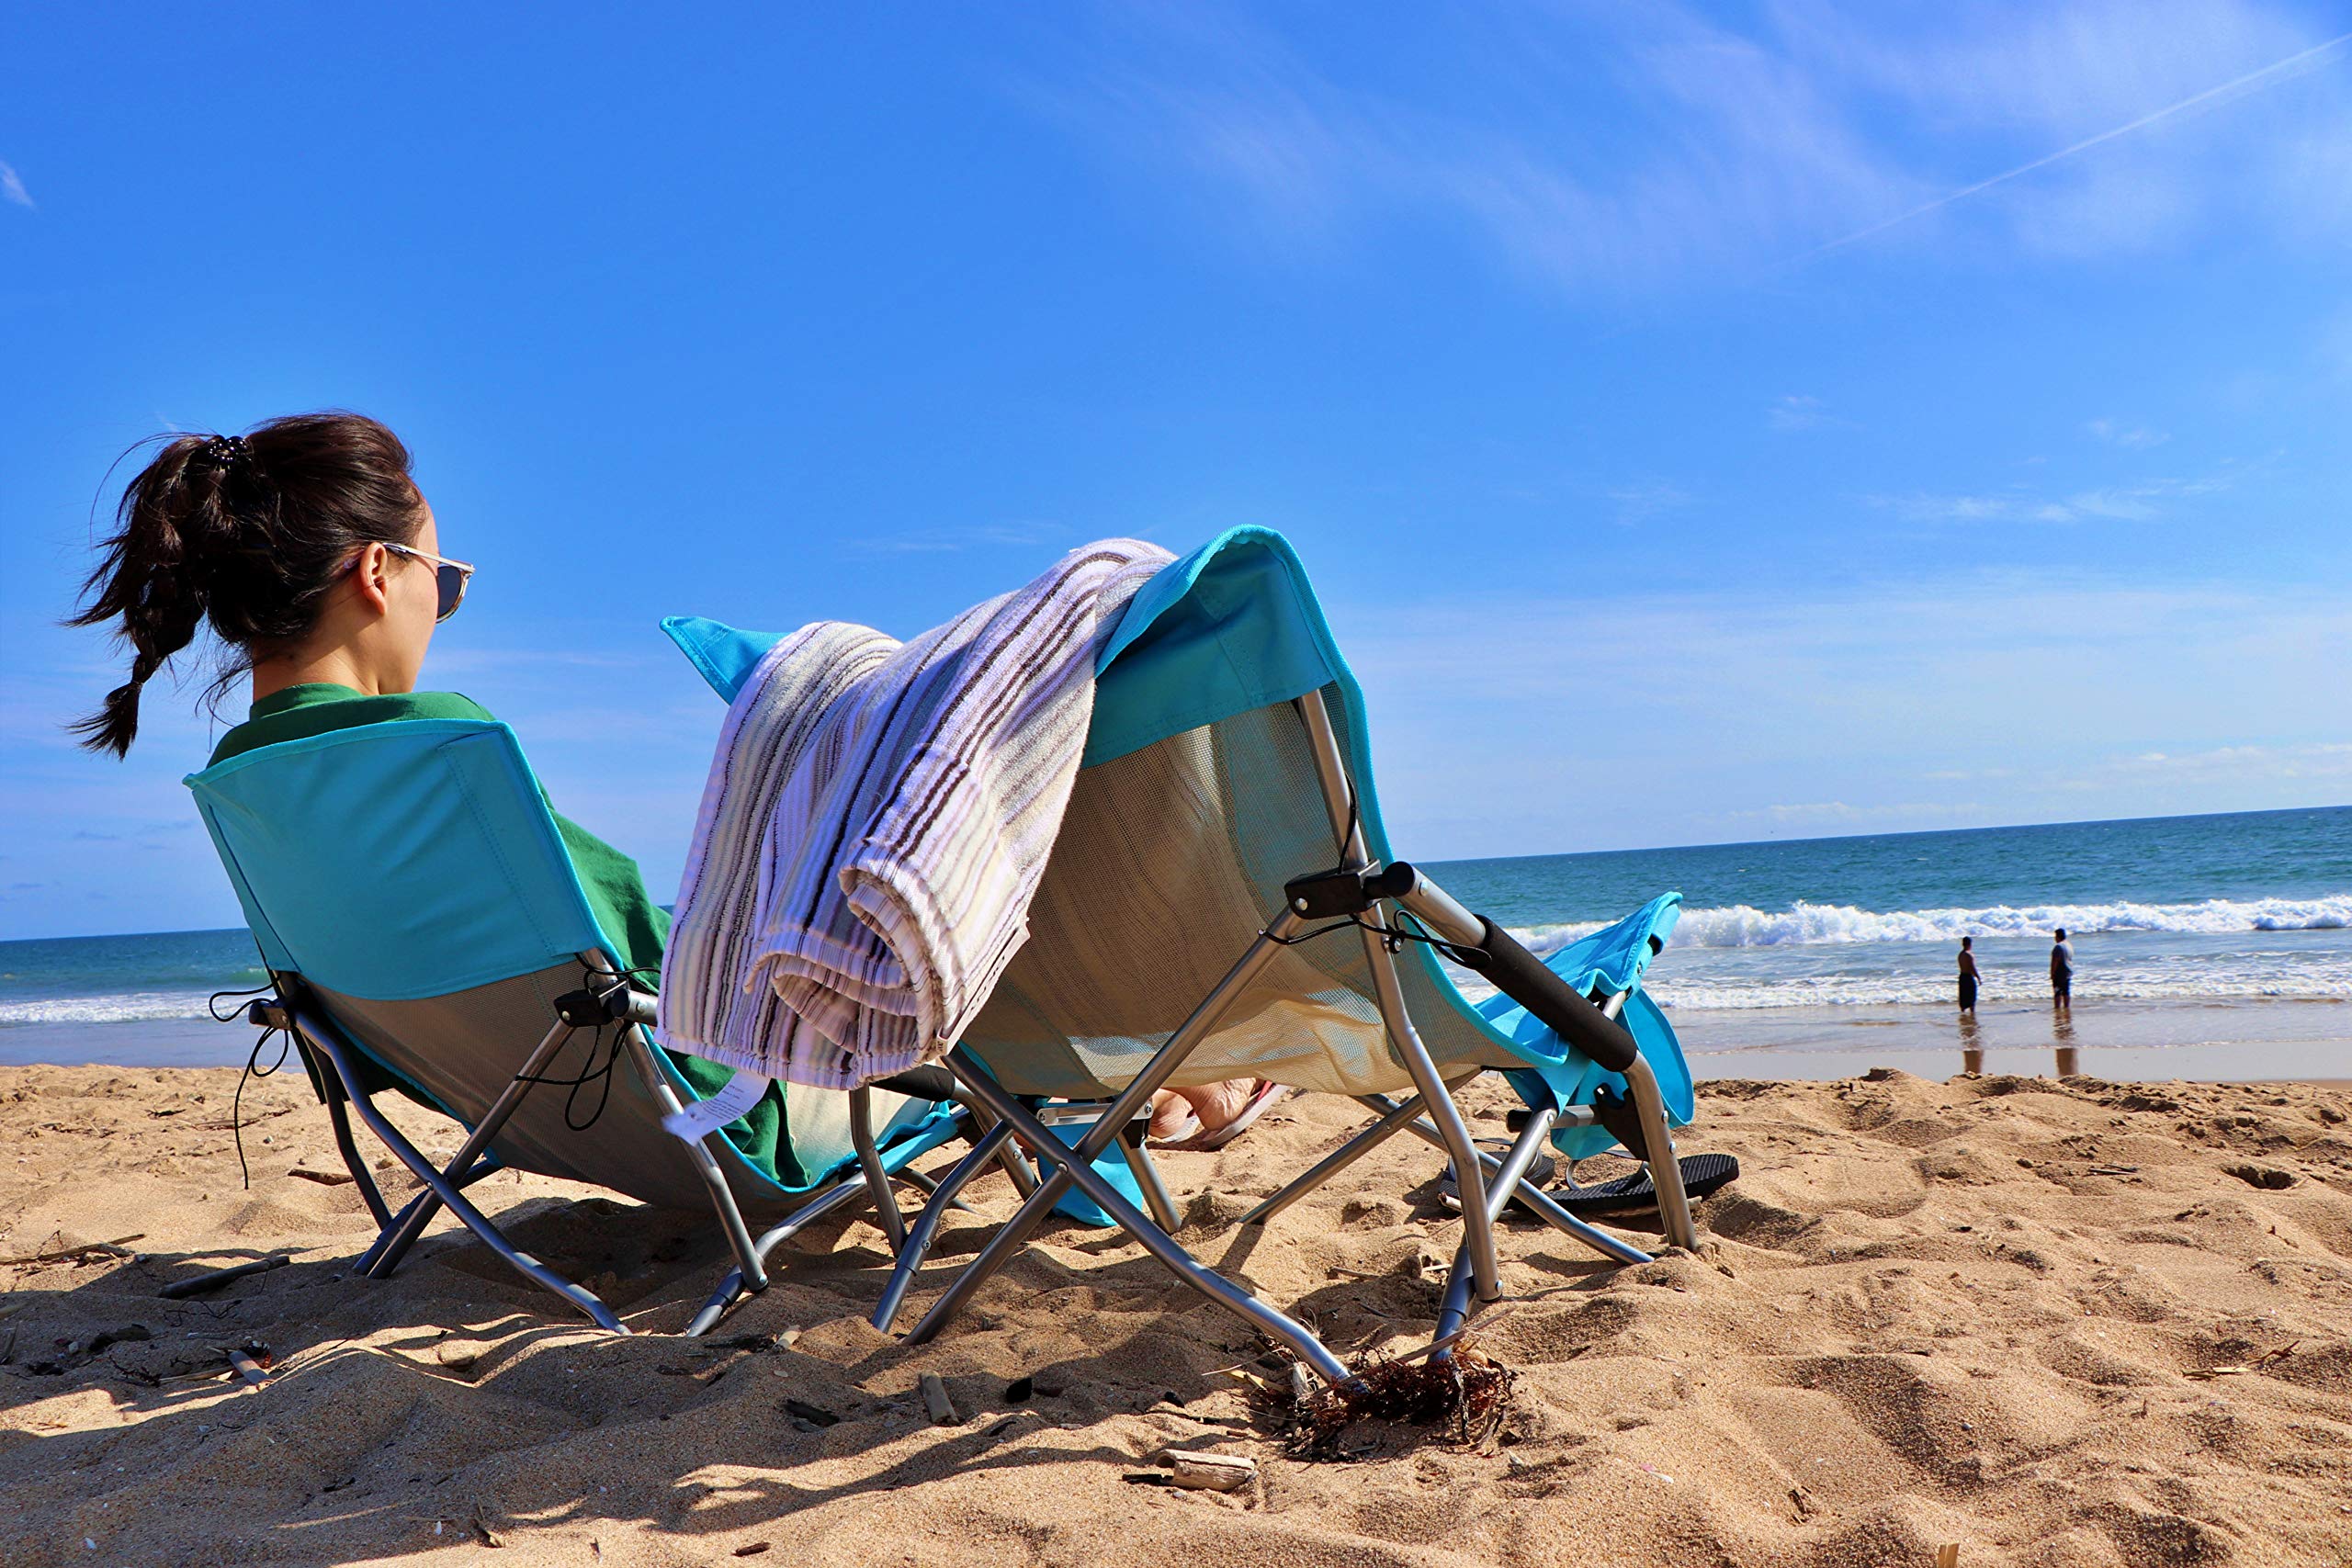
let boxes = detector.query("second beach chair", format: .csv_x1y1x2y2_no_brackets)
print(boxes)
664,527,1706,1383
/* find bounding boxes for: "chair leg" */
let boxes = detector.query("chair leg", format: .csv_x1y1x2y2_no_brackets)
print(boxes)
624,1029,774,1296
871,1120,1017,1332
1433,1108,1556,1348
890,1165,974,1213
1374,1097,1651,1266
1234,1077,1468,1227
303,1039,393,1231
289,1004,627,1332
1357,932,1505,1303
360,1016,576,1280
849,1087,908,1249
1622,1053,1698,1250
1114,1121,1182,1232
931,1066,1353,1386
1290,689,1506,1306
360,1154,498,1277
682,1174,875,1337
904,920,1303,1346
967,1101,1040,1197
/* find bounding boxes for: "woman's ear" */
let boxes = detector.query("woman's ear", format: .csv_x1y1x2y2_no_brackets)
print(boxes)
348,541,394,616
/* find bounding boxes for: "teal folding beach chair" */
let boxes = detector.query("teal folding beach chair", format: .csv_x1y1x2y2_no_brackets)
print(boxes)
663,526,1706,1383
186,718,968,1334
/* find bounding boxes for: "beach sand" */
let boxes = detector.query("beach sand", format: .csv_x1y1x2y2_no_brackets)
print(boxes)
3,1064,2349,1565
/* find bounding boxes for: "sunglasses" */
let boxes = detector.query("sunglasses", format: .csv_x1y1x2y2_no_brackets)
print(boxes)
380,541,477,623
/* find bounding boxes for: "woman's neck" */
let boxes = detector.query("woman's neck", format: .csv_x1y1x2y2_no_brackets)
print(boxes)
249,647,400,704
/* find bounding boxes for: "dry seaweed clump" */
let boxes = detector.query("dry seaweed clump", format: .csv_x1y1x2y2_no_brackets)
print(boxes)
1286,1340,1516,1458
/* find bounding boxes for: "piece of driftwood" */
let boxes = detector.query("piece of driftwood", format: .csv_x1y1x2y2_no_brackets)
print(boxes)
0,1234,144,1268
160,1255,288,1299
920,1372,959,1426
1165,1451,1257,1492
287,1167,356,1187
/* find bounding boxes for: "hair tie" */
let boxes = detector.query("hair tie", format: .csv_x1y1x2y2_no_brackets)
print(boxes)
202,434,251,469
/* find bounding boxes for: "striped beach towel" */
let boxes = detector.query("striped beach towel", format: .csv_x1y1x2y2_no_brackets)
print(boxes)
659,539,1173,1089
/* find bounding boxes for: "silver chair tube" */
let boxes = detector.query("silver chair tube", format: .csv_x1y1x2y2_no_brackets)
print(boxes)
1293,690,1503,1305
1623,1051,1697,1250
618,1026,771,1293
363,1014,574,1279
869,1119,1018,1333
1399,873,1696,1251
1363,1094,1651,1266
683,1174,875,1337
1114,1122,1182,1232
288,1001,624,1332
849,1087,908,1250
901,912,1304,1342
1238,1091,1429,1227
579,954,775,1294
1432,1107,1557,1344
942,1065,1353,1385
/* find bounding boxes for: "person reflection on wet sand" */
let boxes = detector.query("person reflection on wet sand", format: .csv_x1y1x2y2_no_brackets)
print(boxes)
1959,1008,1984,1076
2053,1007,2079,1077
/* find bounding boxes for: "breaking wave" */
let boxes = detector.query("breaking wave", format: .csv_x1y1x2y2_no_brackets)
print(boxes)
1510,893,2352,955
0,992,223,1028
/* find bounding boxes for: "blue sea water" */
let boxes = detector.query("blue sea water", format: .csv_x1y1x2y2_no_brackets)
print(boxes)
3,805,2346,1075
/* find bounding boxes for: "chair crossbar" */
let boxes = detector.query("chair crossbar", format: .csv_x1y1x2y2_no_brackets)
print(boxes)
288,998,628,1332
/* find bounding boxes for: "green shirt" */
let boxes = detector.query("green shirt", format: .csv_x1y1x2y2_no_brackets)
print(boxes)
210,682,802,1186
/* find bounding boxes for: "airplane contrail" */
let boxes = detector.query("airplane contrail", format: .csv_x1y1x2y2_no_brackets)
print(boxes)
1804,28,2352,260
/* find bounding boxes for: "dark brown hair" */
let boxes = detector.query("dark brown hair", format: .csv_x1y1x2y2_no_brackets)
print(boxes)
69,412,426,756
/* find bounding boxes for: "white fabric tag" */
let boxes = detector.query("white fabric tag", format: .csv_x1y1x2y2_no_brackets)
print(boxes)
661,1069,773,1144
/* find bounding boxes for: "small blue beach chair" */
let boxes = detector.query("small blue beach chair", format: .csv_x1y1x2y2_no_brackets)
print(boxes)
664,527,1707,1383
186,719,972,1334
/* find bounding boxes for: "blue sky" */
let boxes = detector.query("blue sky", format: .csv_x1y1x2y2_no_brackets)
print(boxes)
4,2,2349,941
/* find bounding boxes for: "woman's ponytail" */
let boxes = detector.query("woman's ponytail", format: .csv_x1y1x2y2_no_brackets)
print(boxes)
68,434,233,755
68,414,423,756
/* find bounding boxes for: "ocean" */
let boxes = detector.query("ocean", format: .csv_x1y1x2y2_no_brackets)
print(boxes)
5,805,2346,1079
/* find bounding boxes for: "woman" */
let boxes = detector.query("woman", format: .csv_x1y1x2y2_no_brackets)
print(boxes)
66,413,808,1160
76,412,1267,1152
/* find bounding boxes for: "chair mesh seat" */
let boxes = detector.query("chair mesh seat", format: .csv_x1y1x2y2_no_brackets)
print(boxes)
964,696,1523,1100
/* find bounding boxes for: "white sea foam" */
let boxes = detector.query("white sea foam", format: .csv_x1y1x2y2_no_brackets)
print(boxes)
1645,969,2352,1010
0,992,221,1027
1509,893,2352,955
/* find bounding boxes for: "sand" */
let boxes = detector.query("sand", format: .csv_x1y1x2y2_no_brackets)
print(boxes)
3,1063,2349,1566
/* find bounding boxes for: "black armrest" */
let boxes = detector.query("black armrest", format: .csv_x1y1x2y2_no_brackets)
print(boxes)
1452,917,1640,1075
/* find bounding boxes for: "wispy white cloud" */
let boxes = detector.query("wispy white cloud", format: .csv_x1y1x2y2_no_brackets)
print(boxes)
1026,2,2352,294
2086,418,2169,448
0,161,31,210
2067,740,2352,786
1767,394,1851,433
1871,465,2233,524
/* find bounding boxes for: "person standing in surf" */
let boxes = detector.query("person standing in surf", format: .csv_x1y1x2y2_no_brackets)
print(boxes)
2050,927,2075,1009
1957,937,1981,1014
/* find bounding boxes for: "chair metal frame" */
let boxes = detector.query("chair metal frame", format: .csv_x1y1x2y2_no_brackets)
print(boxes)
258,952,955,1336
870,690,1698,1385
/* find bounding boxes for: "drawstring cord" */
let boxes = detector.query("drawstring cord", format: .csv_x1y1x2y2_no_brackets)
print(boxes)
211,983,286,1190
